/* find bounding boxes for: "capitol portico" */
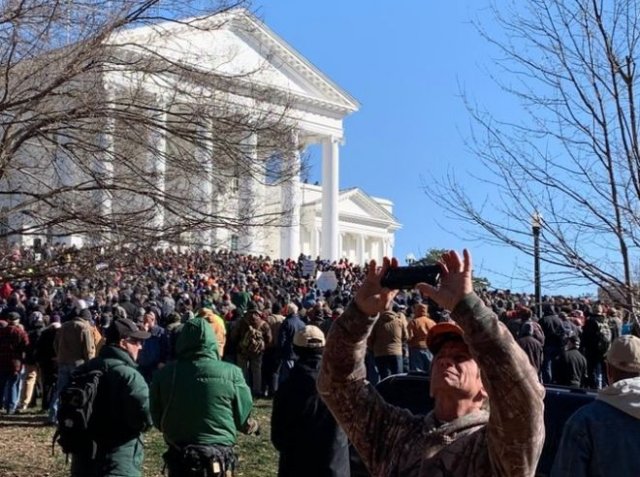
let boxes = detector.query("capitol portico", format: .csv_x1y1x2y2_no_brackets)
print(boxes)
1,9,400,264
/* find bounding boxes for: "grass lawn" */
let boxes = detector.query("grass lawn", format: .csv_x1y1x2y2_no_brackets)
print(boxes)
0,399,278,477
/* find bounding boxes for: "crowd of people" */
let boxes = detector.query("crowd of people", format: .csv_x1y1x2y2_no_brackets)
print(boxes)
0,244,638,476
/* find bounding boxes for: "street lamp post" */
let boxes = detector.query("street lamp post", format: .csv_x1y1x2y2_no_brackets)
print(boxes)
406,253,416,266
531,212,542,318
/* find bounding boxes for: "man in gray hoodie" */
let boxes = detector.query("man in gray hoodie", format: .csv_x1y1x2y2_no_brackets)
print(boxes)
551,334,640,476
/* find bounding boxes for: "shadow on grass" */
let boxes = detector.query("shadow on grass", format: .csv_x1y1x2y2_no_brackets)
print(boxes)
0,413,50,428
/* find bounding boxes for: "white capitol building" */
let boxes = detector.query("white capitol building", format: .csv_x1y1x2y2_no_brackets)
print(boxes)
1,9,400,264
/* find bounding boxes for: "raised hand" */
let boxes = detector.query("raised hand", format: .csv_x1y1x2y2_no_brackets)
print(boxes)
416,249,473,312
354,257,399,316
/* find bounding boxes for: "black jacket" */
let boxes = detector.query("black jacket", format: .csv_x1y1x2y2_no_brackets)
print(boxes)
271,352,350,477
538,314,565,348
552,348,587,387
517,335,544,372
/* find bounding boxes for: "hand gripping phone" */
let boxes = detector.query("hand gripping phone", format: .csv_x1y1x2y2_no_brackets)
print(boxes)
380,265,441,290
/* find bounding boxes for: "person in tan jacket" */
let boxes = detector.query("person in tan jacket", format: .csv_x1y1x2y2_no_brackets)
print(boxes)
367,305,408,378
50,306,95,423
318,250,544,477
407,302,436,372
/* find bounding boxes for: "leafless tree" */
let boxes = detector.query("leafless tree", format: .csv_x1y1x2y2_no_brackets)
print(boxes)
436,0,640,310
0,0,302,251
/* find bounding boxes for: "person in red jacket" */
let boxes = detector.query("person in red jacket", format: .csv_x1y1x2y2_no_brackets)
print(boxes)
0,312,29,414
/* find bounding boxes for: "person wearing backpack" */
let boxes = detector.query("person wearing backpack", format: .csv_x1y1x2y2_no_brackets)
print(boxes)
65,318,152,477
237,306,271,397
581,304,612,389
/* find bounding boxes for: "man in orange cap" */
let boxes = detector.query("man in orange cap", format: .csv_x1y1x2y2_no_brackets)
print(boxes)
318,249,545,476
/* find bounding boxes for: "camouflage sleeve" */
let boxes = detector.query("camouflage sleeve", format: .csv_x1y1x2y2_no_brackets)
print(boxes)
452,293,545,477
317,304,428,477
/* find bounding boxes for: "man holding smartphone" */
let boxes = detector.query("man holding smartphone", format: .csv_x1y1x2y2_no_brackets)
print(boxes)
318,250,545,476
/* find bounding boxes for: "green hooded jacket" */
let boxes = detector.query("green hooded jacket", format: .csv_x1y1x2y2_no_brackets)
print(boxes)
70,345,152,477
150,317,253,446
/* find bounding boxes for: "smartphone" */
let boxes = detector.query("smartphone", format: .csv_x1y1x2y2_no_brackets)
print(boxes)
380,265,441,290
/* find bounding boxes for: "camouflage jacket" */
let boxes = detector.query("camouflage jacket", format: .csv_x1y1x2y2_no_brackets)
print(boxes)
318,293,545,477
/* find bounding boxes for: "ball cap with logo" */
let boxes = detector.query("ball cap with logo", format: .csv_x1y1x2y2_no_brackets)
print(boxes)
606,335,640,373
293,325,326,348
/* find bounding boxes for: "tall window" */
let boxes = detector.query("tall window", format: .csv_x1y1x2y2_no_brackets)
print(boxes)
230,234,239,251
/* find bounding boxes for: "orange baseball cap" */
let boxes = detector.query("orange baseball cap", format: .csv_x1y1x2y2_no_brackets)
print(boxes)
427,322,465,354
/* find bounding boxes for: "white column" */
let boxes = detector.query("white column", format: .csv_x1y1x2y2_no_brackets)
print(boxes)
357,234,365,264
211,199,220,249
149,108,167,234
280,131,301,259
93,101,115,245
321,136,339,261
95,122,114,216
339,232,344,259
316,228,321,259
238,131,258,255
52,132,80,246
195,121,214,249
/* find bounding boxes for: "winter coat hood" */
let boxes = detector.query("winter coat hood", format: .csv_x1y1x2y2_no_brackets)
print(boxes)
175,317,219,361
598,376,640,419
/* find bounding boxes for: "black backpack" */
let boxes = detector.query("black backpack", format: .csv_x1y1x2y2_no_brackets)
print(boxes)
594,318,612,355
52,367,105,457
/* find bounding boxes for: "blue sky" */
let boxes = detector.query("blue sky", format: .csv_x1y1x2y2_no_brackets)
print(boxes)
254,1,595,296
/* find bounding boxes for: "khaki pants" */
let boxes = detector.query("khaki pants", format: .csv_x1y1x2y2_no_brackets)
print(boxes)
19,364,38,410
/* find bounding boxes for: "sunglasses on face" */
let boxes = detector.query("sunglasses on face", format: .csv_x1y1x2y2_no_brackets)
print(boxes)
126,338,144,346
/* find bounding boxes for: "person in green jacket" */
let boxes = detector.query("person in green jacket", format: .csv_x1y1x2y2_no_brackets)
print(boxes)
150,317,257,477
71,318,152,477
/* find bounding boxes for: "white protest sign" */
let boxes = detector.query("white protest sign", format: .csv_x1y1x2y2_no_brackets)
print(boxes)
316,271,338,292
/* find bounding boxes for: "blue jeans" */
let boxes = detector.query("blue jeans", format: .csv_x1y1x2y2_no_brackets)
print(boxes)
365,350,379,385
409,348,433,373
0,371,21,413
375,355,403,380
49,363,77,423
542,345,562,384
587,357,607,389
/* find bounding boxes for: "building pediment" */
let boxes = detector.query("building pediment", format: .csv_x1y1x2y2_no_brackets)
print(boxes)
303,186,401,230
109,9,359,116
